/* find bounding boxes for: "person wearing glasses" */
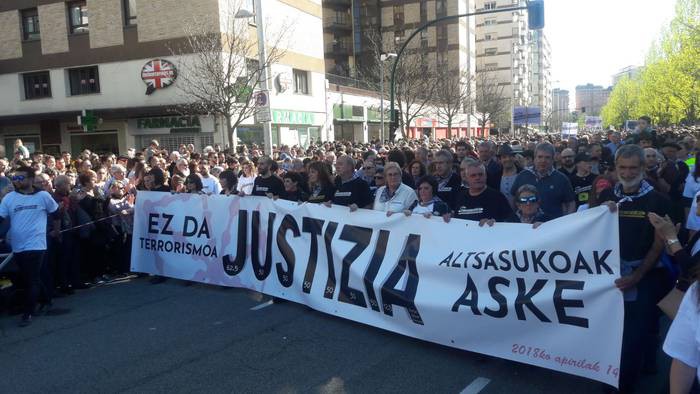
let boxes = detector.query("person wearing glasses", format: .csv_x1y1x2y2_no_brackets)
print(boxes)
0,166,59,327
373,162,417,215
512,184,551,227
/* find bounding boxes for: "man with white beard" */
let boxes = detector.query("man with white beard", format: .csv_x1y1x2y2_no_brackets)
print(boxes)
598,144,670,393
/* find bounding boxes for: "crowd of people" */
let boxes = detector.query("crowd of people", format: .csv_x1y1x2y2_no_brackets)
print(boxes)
1,117,700,393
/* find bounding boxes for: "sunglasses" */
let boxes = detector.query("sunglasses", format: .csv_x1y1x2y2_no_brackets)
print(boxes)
518,195,538,204
11,175,26,181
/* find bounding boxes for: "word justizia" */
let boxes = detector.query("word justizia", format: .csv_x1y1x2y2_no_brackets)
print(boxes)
221,210,425,325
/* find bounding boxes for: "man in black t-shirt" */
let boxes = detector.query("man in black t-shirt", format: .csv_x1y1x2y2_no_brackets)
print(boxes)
453,161,514,225
570,153,596,208
558,148,576,179
598,144,669,393
251,157,284,197
332,155,371,210
433,150,462,210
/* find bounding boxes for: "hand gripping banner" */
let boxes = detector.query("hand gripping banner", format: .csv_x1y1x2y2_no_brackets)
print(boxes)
132,192,623,386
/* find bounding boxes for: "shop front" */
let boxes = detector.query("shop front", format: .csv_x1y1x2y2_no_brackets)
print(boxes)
128,115,219,153
366,107,387,142
270,109,323,148
332,104,364,142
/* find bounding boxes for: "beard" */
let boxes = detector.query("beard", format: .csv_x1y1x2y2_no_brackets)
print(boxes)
619,172,644,190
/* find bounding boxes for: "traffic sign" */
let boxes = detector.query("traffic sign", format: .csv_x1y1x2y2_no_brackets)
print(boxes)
255,107,271,123
254,91,269,107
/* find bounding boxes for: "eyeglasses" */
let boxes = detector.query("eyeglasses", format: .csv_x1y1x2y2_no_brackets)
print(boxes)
374,176,384,180
11,175,25,181
517,195,538,204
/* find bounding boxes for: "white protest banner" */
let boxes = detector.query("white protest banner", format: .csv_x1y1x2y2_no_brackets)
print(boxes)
132,192,623,387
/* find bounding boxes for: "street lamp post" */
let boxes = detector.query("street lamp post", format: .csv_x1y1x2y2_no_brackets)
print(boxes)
236,0,273,156
379,52,397,143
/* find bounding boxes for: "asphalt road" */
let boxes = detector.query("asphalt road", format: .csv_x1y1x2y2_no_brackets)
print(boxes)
0,277,670,393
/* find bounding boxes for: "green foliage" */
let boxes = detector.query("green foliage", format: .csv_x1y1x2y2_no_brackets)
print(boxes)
600,0,699,127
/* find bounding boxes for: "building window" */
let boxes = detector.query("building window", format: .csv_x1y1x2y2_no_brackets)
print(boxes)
484,33,493,41
69,2,88,34
293,69,309,95
393,5,404,26
436,0,447,17
394,30,405,44
484,63,498,70
484,18,496,26
69,66,100,95
420,1,427,23
23,71,51,99
123,0,137,25
21,9,40,41
484,2,497,10
485,47,497,55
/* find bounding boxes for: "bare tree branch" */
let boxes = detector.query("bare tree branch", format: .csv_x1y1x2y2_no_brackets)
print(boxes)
474,69,508,136
435,69,474,139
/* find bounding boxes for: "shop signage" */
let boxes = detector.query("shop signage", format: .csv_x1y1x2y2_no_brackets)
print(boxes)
272,110,316,125
275,72,292,93
130,116,215,135
136,116,201,129
142,59,178,95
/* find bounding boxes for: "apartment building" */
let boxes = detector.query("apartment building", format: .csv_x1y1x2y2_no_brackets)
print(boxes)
0,0,327,155
575,83,612,116
474,0,533,129
322,0,480,140
551,88,569,132
530,29,551,125
612,65,642,86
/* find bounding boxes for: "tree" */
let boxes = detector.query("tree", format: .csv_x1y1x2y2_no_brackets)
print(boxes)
474,70,508,136
357,30,438,141
601,75,640,128
170,0,289,149
435,69,474,139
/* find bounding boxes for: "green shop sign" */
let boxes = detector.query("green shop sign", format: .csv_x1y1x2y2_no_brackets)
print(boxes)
272,110,316,125
137,116,201,129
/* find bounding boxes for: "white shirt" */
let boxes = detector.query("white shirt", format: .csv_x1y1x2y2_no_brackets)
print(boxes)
0,190,58,252
237,175,255,195
663,283,700,382
200,175,221,195
412,202,434,215
373,183,418,212
684,168,700,199
686,191,700,231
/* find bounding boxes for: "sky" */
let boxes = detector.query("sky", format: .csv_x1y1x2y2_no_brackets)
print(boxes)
545,0,677,107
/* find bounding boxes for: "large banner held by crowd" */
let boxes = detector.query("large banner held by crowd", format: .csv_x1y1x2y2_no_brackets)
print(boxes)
132,192,623,387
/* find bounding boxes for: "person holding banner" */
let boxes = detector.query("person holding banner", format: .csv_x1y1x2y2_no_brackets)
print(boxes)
512,184,550,226
331,155,371,211
373,162,417,215
599,144,671,393
279,172,308,202
251,157,284,198
218,170,238,196
405,176,450,220
453,160,514,226
306,161,335,204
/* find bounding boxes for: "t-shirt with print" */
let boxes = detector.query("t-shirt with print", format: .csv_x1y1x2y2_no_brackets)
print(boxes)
453,187,515,222
599,187,669,261
570,173,596,207
0,190,58,252
333,176,372,207
252,175,284,197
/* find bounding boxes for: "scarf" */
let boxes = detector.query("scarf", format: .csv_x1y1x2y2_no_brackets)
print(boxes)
613,179,654,203
526,166,555,181
379,185,399,203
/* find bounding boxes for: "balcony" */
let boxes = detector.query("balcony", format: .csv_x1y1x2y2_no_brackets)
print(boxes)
323,0,351,7
325,41,353,56
323,14,352,31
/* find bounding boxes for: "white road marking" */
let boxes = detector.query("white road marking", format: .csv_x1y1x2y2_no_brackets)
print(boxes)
459,377,491,394
250,300,274,310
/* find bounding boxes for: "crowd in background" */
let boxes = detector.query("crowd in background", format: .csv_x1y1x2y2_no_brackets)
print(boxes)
1,118,700,392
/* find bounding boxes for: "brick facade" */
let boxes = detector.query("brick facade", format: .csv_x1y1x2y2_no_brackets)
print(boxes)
0,10,22,60
38,3,70,55
137,0,219,42
88,0,125,49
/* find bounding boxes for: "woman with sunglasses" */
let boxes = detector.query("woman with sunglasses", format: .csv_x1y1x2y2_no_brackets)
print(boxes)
512,184,551,227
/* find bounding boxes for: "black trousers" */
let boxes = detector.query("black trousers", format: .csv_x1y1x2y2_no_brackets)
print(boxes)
14,250,47,316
